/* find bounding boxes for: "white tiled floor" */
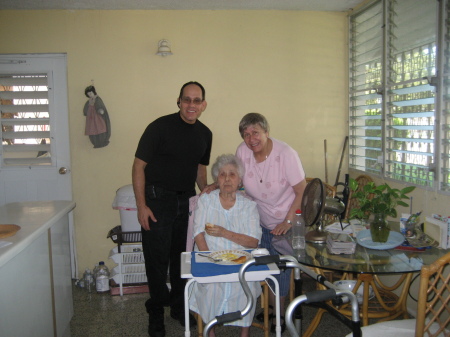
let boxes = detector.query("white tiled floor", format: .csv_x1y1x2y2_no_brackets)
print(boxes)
70,276,354,337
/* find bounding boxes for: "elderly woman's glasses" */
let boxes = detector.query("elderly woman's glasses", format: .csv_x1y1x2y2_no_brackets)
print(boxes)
181,97,203,105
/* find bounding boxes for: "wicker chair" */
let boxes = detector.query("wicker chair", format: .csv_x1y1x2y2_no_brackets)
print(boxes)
345,251,450,337
305,177,337,198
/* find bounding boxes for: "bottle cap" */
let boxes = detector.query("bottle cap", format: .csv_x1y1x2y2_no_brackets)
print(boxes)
295,209,302,214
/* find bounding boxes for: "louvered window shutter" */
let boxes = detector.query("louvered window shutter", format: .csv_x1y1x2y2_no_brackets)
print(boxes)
348,0,448,191
0,74,51,166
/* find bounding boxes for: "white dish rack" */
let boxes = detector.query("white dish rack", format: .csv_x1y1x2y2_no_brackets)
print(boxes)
109,244,147,296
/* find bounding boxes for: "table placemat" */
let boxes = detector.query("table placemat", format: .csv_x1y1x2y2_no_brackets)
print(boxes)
191,251,269,277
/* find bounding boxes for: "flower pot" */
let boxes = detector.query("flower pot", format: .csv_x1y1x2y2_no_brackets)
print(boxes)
370,213,390,243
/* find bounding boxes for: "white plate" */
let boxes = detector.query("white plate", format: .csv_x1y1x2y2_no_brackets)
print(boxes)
209,250,252,265
251,248,270,257
356,230,405,250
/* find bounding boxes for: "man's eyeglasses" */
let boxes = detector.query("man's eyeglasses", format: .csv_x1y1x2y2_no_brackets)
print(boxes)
180,97,203,105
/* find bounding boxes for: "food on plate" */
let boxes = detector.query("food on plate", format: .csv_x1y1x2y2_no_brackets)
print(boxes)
214,252,247,264
218,252,239,261
231,256,247,264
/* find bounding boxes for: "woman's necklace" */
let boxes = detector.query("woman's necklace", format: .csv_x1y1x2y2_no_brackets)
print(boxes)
254,155,268,183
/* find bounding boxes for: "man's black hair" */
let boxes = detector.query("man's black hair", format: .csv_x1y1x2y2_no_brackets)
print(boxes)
178,81,205,103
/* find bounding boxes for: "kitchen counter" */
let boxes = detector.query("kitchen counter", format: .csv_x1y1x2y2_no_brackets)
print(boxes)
0,200,76,337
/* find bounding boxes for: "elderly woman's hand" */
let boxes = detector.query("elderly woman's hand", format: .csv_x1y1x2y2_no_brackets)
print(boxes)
205,224,227,238
270,221,292,236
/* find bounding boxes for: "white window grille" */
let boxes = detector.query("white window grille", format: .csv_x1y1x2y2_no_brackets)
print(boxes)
0,74,51,166
349,0,450,193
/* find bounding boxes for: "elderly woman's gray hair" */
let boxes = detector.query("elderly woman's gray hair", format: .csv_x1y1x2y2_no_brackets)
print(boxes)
238,112,270,139
211,154,245,182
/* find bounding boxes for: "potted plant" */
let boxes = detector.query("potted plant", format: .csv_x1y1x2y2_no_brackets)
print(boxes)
348,178,415,242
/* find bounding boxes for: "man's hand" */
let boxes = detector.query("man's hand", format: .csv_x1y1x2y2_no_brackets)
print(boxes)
200,182,218,195
137,205,157,231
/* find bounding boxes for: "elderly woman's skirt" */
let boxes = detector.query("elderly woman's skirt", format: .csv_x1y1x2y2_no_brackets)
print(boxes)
189,279,262,327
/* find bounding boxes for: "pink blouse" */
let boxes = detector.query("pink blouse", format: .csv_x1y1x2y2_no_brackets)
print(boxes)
236,138,305,230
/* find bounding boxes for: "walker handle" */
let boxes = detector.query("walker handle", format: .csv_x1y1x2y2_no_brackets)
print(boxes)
304,289,337,303
254,255,280,265
215,311,242,324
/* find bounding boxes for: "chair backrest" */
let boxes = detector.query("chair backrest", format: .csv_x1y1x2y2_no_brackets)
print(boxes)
415,251,450,337
186,190,254,252
186,194,200,252
306,177,336,198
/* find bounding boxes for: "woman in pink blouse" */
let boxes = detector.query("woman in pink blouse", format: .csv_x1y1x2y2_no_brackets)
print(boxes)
235,113,307,333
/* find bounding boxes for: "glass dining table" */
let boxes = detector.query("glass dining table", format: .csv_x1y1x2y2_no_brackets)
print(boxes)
271,228,449,335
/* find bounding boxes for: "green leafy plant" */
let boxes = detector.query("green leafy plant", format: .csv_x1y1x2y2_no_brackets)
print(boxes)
348,178,416,220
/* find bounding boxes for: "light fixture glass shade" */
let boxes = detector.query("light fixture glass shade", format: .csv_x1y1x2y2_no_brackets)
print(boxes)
156,39,173,57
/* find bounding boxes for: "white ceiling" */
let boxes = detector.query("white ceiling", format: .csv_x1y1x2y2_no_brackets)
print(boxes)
0,0,365,12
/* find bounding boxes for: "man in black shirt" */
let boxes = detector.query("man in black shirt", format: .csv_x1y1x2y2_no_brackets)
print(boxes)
132,81,212,337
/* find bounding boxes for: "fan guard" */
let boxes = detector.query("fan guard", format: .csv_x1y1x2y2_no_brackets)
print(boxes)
301,178,345,243
301,178,326,227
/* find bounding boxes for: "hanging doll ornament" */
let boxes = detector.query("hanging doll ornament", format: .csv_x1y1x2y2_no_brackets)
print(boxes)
83,85,111,148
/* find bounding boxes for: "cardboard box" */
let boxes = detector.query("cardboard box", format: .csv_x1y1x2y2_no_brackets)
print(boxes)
424,216,448,249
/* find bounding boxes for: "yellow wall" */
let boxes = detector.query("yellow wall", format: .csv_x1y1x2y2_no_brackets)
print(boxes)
1,9,349,273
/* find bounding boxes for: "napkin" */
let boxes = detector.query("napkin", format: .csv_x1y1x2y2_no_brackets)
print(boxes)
325,222,353,234
191,251,269,277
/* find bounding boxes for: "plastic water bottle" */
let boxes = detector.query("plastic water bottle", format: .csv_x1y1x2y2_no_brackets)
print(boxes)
83,268,95,293
292,209,306,250
93,263,99,280
95,261,110,293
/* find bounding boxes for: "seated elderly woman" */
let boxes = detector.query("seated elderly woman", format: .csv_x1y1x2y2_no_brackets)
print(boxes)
190,154,262,337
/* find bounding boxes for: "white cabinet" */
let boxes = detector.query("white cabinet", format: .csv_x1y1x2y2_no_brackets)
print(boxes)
0,201,76,337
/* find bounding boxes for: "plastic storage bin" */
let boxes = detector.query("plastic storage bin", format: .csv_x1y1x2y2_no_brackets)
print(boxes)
111,264,147,285
109,244,148,294
112,184,141,232
107,226,142,246
109,244,145,264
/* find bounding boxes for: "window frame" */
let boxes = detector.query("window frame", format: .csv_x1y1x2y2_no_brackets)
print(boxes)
348,0,450,195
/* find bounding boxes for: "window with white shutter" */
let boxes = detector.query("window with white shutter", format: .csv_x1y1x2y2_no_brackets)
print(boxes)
442,1,450,192
349,0,449,194
0,74,51,166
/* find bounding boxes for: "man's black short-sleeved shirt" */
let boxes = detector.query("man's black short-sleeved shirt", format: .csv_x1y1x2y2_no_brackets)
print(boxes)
135,112,212,192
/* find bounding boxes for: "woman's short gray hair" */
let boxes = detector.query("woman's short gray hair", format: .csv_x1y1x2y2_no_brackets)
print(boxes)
211,154,245,182
238,112,270,138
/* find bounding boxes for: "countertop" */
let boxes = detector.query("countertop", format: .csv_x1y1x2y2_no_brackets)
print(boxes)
0,200,76,269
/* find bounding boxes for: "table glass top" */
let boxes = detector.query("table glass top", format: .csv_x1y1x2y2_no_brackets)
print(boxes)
272,232,449,274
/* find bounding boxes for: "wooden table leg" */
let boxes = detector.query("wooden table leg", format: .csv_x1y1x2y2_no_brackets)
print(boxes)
358,273,372,326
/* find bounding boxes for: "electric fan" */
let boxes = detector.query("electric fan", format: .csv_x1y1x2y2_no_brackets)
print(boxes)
301,178,345,243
